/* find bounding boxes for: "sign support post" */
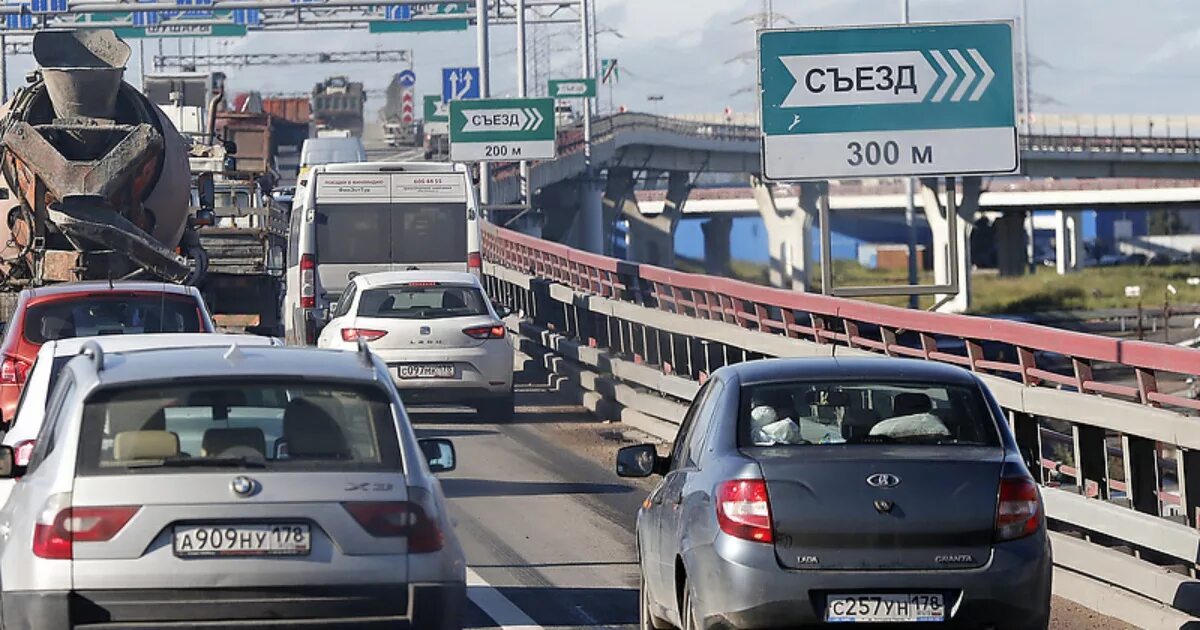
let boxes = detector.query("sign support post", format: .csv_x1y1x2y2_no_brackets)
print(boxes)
475,0,490,211
515,0,529,210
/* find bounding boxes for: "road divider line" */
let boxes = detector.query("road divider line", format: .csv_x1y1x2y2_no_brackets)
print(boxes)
466,567,545,630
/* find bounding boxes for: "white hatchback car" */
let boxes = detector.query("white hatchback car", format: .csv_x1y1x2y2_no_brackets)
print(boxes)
317,271,515,420
0,334,281,506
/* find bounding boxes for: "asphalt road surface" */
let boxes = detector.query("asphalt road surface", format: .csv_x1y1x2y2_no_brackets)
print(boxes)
410,351,1136,630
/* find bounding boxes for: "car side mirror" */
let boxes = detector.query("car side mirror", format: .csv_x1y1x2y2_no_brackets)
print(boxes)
0,445,25,479
419,438,456,473
493,303,513,319
616,444,665,478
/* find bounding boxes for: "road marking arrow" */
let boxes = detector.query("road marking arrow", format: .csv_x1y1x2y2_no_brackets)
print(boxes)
967,48,994,102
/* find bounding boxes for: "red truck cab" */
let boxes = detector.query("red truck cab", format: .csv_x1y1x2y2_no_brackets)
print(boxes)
0,281,215,426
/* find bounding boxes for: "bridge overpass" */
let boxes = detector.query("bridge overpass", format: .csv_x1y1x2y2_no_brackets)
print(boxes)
488,112,1200,312
479,222,1200,630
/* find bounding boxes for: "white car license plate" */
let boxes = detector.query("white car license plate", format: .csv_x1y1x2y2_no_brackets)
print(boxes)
398,364,455,379
173,524,311,557
826,594,945,623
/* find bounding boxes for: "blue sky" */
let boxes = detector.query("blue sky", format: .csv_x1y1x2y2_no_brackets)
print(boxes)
8,0,1199,117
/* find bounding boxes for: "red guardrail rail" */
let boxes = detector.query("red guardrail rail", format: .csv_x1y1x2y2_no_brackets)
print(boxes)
483,224,1200,414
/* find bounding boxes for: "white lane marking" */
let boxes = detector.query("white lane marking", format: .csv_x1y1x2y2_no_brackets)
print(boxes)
467,567,545,630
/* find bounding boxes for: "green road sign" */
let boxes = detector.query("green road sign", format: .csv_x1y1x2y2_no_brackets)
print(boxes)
758,21,1017,180
449,97,556,162
369,19,469,33
114,24,247,38
548,78,596,99
424,95,449,123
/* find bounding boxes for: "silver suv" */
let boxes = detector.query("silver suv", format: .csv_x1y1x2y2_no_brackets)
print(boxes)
0,342,465,629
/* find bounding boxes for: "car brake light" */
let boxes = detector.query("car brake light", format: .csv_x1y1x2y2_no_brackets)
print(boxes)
467,252,482,271
33,493,139,560
716,479,773,543
341,328,388,342
13,440,35,467
405,282,439,288
995,477,1042,542
0,355,30,385
300,254,316,309
342,500,443,552
463,324,506,340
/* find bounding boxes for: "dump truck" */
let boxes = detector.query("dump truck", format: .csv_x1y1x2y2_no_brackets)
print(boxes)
0,30,205,317
311,76,365,137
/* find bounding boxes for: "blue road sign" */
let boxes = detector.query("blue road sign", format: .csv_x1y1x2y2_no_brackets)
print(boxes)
30,0,66,14
384,4,410,20
398,69,417,88
757,21,1017,180
442,67,480,103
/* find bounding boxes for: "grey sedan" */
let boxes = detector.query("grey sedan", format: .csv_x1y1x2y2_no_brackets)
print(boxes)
617,357,1051,629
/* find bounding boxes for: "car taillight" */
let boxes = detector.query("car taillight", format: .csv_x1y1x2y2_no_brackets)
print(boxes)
33,493,139,560
995,476,1042,542
463,324,506,340
341,328,388,342
342,500,443,552
467,252,482,271
13,440,35,467
300,254,316,309
716,479,773,543
0,355,30,385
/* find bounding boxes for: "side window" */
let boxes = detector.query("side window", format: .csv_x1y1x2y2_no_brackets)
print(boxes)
670,380,715,470
287,204,302,266
335,282,357,318
682,380,723,467
26,372,76,475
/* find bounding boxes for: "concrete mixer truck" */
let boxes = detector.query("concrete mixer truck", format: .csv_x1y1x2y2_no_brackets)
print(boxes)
0,30,204,318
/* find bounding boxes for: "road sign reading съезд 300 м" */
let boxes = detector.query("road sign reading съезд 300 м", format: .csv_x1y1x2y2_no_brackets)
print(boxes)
758,21,1017,181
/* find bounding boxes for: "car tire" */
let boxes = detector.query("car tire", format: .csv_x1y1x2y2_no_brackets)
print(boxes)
477,392,515,423
639,570,669,630
681,582,699,630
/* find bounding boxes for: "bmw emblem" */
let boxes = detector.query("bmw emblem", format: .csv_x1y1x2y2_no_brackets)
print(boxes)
231,476,258,497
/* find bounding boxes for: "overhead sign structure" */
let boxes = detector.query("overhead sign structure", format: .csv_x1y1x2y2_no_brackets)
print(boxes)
449,97,556,162
758,21,1017,180
548,78,596,99
442,66,480,103
371,2,468,32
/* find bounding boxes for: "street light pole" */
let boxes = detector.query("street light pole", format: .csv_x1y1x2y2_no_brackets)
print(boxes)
475,0,491,210
902,0,918,308
516,0,529,209
577,0,604,253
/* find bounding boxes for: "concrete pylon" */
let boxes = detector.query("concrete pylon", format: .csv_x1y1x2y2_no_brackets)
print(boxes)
1054,209,1084,275
752,174,814,291
701,216,733,277
994,211,1028,277
920,176,981,313
603,167,688,267
535,179,581,244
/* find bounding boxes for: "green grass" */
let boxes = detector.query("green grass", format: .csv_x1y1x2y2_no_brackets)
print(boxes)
675,256,1200,314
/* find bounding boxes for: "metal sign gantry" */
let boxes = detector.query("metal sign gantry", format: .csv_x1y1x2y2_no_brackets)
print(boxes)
152,48,412,70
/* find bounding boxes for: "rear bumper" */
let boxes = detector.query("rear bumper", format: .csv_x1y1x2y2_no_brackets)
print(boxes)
0,583,465,630
686,533,1052,629
332,343,514,396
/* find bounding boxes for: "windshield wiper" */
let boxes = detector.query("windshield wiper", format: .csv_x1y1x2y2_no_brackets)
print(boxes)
125,456,267,469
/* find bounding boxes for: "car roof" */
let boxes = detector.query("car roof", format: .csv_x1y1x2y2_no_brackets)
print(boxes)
80,345,381,388
38,333,278,360
354,270,480,289
22,281,196,301
723,356,980,387
321,161,459,174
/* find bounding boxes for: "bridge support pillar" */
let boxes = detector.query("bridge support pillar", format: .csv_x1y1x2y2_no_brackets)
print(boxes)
1055,209,1084,275
994,211,1028,277
536,180,581,244
920,176,980,313
576,178,605,254
752,175,813,291
604,167,688,267
701,217,733,277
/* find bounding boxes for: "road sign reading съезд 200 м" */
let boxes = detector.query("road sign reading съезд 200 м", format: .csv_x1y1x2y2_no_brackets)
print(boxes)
449,98,556,162
758,21,1017,181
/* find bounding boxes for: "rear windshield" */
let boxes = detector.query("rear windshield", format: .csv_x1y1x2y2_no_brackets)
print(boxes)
358,285,488,320
315,203,467,265
739,381,999,447
77,380,401,475
23,295,205,344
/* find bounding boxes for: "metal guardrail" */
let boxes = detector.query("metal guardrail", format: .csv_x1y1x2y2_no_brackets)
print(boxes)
482,223,1200,626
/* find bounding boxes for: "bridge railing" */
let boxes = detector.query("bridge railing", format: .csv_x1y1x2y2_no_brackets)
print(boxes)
483,223,1200,626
